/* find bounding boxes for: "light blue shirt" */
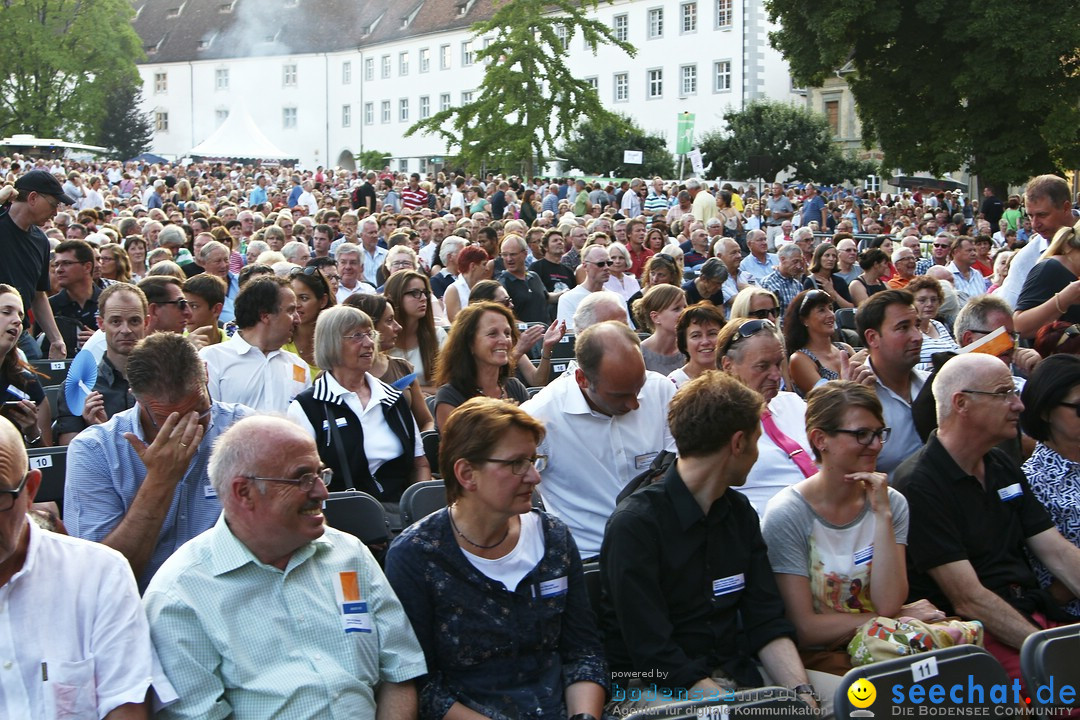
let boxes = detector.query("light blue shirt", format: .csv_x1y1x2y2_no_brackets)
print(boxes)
64,401,255,590
743,253,779,282
219,272,239,324
145,517,426,719
947,261,990,304
362,245,388,285
247,186,267,208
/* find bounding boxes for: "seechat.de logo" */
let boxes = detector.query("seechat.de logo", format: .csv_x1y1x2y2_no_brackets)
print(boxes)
849,678,878,710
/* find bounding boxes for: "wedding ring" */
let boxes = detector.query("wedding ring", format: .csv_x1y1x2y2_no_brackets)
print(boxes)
179,442,189,448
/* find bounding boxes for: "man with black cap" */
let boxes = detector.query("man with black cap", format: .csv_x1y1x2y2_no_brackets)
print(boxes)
0,170,74,359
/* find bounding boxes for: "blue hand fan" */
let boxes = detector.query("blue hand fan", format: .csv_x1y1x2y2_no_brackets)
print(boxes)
64,349,98,415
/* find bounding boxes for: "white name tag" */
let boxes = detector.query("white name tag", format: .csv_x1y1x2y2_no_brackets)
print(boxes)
998,483,1022,501
713,573,745,597
336,572,372,634
322,417,349,431
634,451,658,470
853,544,874,566
204,484,217,499
535,576,568,598
6,384,29,401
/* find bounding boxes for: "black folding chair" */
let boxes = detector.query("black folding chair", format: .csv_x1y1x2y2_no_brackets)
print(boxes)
31,359,73,386
399,479,446,527
549,333,576,360
28,445,68,516
323,490,391,545
1021,624,1080,709
834,645,1010,720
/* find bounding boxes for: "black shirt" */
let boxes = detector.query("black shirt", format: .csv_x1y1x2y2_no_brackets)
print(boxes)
53,355,134,438
600,463,796,690
1015,258,1080,323
48,285,101,332
499,270,549,324
353,181,376,211
0,209,51,314
490,190,506,220
892,432,1065,620
682,278,723,307
531,258,577,294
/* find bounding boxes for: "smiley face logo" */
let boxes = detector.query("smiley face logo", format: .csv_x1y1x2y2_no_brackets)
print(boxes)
848,678,877,709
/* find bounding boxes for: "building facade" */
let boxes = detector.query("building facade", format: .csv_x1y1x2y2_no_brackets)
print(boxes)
135,0,802,171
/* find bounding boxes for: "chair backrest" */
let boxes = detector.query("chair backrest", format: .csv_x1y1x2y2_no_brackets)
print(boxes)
582,561,602,619
620,688,807,719
834,645,1010,720
28,446,67,510
1021,624,1080,708
549,333,576,360
43,385,61,422
836,307,858,332
399,479,446,527
323,490,390,545
31,359,73,386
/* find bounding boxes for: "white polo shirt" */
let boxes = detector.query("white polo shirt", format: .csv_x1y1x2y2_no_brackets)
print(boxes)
743,391,812,517
522,370,676,558
201,333,311,413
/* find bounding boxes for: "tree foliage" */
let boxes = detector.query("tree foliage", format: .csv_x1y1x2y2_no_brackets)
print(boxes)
406,0,635,176
766,0,1080,185
357,149,392,172
698,101,878,184
559,113,674,178
96,84,153,160
0,0,144,141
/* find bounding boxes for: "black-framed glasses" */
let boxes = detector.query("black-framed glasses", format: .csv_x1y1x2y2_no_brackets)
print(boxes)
832,427,891,446
156,298,191,311
722,318,777,355
53,259,90,269
403,288,430,300
748,306,780,320
587,260,615,267
0,473,29,512
967,328,1020,343
961,388,1020,400
246,468,333,492
476,455,548,475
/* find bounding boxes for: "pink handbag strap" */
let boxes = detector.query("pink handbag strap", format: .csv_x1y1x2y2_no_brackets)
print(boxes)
761,410,817,478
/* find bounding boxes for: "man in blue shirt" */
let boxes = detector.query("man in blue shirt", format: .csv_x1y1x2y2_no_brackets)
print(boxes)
247,175,268,208
800,183,827,230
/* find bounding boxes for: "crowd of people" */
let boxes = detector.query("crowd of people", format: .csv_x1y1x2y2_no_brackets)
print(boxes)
2,154,1080,718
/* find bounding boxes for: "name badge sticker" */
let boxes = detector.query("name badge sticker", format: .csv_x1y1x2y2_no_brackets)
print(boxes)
292,364,307,383
634,451,659,470
322,417,349,431
5,385,29,401
713,573,745,597
535,576,568,598
998,483,1022,502
853,544,874,566
336,571,372,634
204,484,217,499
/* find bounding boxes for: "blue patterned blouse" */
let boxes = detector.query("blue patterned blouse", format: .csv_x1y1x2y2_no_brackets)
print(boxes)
1022,442,1080,617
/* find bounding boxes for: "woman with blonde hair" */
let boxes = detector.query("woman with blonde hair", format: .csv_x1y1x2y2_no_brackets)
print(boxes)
98,243,132,283
1014,218,1080,337
604,242,641,301
634,284,688,375
730,286,781,321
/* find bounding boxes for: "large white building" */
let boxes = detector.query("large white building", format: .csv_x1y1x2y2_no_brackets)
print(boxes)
134,0,802,171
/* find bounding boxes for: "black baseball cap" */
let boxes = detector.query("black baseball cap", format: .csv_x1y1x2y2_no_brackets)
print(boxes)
15,170,76,205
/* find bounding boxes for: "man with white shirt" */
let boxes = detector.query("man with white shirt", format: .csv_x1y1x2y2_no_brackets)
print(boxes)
0,416,162,720
334,242,376,303
557,244,630,327
946,236,989,303
358,217,387,286
994,175,1073,309
742,230,778,282
200,276,310,413
522,322,676,558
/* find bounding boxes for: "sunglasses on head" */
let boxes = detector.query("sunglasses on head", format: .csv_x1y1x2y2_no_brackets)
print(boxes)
722,318,777,355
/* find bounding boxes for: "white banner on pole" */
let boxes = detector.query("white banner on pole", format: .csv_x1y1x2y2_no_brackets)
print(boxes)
688,147,704,176
623,150,643,164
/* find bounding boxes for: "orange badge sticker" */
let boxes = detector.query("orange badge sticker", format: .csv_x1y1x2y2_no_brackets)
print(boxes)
293,364,306,383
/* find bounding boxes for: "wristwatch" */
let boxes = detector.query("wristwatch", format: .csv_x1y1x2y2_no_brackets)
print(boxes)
792,683,819,702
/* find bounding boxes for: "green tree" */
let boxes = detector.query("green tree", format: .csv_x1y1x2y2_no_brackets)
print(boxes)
96,84,153,160
698,101,877,183
559,113,674,178
766,0,1080,185
406,0,635,176
0,0,144,141
357,149,391,172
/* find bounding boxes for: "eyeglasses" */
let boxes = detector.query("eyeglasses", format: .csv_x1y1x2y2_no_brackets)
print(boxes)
961,388,1020,400
967,329,1020,343
0,473,29,512
53,260,89,269
155,298,191,311
500,251,524,259
587,260,615,267
142,400,213,430
477,455,548,475
342,330,376,343
748,306,780,320
389,260,415,269
402,288,430,300
722,318,777,355
832,427,891,446
932,243,950,249
246,468,333,492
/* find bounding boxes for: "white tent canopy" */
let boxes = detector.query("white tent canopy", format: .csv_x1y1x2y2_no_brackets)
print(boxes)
187,107,296,161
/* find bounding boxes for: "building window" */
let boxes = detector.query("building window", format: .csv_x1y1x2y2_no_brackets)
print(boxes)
342,104,352,128
365,57,374,81
647,68,663,98
154,72,167,94
399,158,408,173
420,158,428,175
399,98,409,122
381,100,390,123
462,40,474,66
648,7,664,38
364,102,373,125
282,63,297,87
714,60,732,92
215,108,228,126
461,90,473,105
399,51,409,76
381,55,390,79
155,111,169,132
554,24,568,50
613,14,628,42
825,99,840,135
586,76,599,91
614,72,629,102
440,44,450,70
440,93,451,111
681,2,697,33
716,0,732,28
680,64,697,95
420,95,431,119
419,47,430,73
283,107,297,128
215,68,229,91
342,61,351,84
